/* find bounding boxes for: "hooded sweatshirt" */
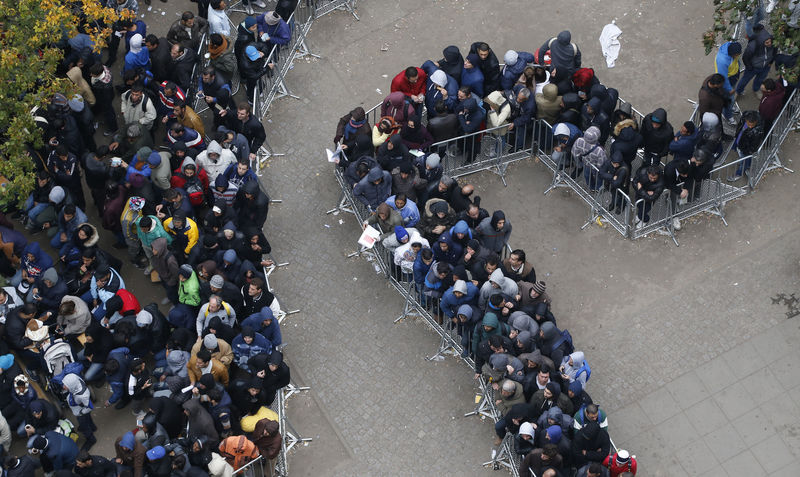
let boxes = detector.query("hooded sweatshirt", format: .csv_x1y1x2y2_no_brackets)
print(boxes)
57,296,91,336
62,373,92,416
571,126,606,170
353,167,392,210
150,237,180,286
535,84,562,124
540,31,581,78
197,140,237,182
640,108,674,159
478,268,519,309
21,243,54,281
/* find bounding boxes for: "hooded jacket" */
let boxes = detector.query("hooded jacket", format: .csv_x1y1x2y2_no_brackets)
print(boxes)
486,90,512,135
393,229,430,271
610,119,643,166
32,430,79,471
353,167,392,210
234,181,270,230
115,431,147,477
478,269,519,309
252,418,281,459
431,232,463,265
669,128,700,162
715,41,741,93
572,126,606,170
183,398,221,444
381,92,415,125
471,312,509,352
457,97,486,135
179,271,202,307
150,237,180,286
540,31,582,78
697,74,727,120
535,84,562,124
62,373,92,416
421,60,458,116
500,51,535,91
440,281,479,318
476,210,511,254
232,330,272,369
240,307,282,346
743,27,775,70
164,214,200,255
438,45,464,84
197,140,237,182
21,242,54,281
640,108,674,159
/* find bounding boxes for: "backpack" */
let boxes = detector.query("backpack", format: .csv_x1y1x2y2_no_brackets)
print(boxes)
575,360,591,382
183,179,205,206
218,435,259,470
547,37,579,57
550,329,574,355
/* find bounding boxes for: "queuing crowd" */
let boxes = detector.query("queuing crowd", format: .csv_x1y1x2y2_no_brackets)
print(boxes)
334,33,653,476
336,18,789,237
0,1,303,476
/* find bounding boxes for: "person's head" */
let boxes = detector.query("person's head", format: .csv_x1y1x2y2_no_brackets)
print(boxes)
457,85,471,101
237,159,250,176
181,11,195,27
762,78,776,94
76,450,94,468
680,121,695,136
508,249,525,267
144,34,159,51
208,295,222,313
129,83,145,103
241,327,255,345
646,165,661,183
248,277,265,297
196,349,211,368
488,334,504,353
438,176,452,193
237,102,252,121
676,160,690,177
434,100,447,116
59,300,76,316
764,36,773,48
420,248,433,265
727,41,742,58
576,462,602,477
537,368,550,385
404,66,419,84
484,255,499,274
210,0,226,10
170,43,185,60
743,110,759,128
501,379,515,397
516,87,531,104
476,42,490,60
585,403,599,421
436,262,451,279
210,33,225,50
491,210,505,230
202,66,217,85
708,73,725,89
466,203,481,220
170,123,185,139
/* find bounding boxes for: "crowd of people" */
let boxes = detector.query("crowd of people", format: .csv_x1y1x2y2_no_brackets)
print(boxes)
336,18,790,237
332,33,658,476
0,1,305,476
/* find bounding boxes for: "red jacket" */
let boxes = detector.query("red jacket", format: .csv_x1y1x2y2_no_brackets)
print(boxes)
117,289,142,316
391,67,427,98
603,454,637,477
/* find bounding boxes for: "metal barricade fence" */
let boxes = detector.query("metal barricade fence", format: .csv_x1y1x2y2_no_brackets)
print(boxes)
313,0,359,20
748,88,799,188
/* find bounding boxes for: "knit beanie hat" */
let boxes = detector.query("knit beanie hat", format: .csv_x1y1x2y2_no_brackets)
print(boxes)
504,50,519,66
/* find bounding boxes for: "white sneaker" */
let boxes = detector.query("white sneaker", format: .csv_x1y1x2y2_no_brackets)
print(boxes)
252,0,266,7
672,218,681,230
143,265,153,275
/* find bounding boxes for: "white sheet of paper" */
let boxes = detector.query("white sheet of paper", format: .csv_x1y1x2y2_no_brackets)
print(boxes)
326,145,345,163
358,225,381,249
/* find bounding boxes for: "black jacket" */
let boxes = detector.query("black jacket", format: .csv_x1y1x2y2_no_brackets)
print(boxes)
169,48,197,92
427,112,459,143
469,42,501,93
226,113,266,152
74,454,117,477
149,38,173,83
472,335,515,374
640,108,674,162
662,158,691,195
634,167,665,202
598,159,629,193
234,181,270,230
609,121,642,167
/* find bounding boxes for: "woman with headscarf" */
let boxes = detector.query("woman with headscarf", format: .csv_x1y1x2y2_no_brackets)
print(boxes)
399,119,434,151
438,45,464,84
380,92,415,126
377,134,413,171
372,116,400,148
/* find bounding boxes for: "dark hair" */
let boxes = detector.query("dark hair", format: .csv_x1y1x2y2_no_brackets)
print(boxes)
676,160,690,175
123,69,138,83
250,277,264,291
210,0,223,9
164,81,178,93
170,123,185,134
203,66,216,77
21,303,38,316
118,19,133,29
207,388,222,403
77,450,93,463
510,249,526,262
489,294,504,307
56,144,69,156
434,100,447,114
683,121,695,134
645,165,661,177
104,358,120,375
237,102,252,114
763,78,776,91
542,443,558,457
181,11,194,21
210,33,224,47
540,364,552,374
458,85,471,96
130,82,144,93
421,248,433,261
486,255,499,267
743,110,760,123
197,349,212,362
173,98,186,109
586,403,599,414
145,34,158,45
709,73,725,85
588,463,603,473
173,43,185,54
79,224,93,237
89,63,104,76
404,66,418,79
476,42,489,53
394,193,407,203
488,335,504,348
63,204,76,215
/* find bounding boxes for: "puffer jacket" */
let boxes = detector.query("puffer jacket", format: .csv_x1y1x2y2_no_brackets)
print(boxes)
571,126,606,170
535,84,562,124
353,167,392,210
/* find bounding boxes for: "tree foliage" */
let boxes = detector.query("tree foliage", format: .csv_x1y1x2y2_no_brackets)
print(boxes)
705,0,800,82
0,0,128,207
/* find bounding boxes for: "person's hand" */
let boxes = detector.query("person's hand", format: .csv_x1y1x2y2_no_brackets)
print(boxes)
115,457,122,464
341,144,348,150
464,251,473,261
86,354,93,362
507,123,514,131
101,317,109,327
25,425,35,437
192,386,200,395
492,382,499,390
109,142,119,151
636,183,642,190
515,294,521,301
474,373,480,380
257,370,266,378
205,96,215,104
495,399,502,405
582,450,587,456
647,190,654,196
31,288,38,296
60,232,67,242
506,365,514,374
162,116,169,124
249,152,257,161
160,374,166,382
471,280,479,287
680,188,689,199
42,222,50,229
143,379,152,389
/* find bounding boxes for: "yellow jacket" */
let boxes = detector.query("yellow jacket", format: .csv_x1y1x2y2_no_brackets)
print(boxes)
163,216,199,254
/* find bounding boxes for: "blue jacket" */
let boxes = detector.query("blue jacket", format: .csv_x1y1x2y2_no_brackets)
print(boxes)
500,51,535,90
123,48,150,73
421,60,458,116
432,232,463,265
241,307,282,346
386,195,420,227
413,252,432,287
223,162,258,189
457,97,486,135
440,282,479,318
511,84,537,129
257,17,291,46
56,207,88,238
232,331,272,368
715,41,740,94
461,66,485,98
106,346,130,403
40,430,79,470
21,242,54,281
669,129,700,162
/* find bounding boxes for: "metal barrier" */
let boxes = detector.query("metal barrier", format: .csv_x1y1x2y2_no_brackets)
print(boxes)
747,88,799,188
329,164,624,475
313,0,359,20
